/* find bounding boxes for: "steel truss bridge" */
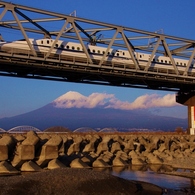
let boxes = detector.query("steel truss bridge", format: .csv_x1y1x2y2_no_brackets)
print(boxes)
0,2,195,94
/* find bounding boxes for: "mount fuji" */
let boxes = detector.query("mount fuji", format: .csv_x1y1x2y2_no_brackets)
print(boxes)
0,91,187,131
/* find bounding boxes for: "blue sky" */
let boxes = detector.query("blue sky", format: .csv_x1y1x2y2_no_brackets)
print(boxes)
1,0,194,119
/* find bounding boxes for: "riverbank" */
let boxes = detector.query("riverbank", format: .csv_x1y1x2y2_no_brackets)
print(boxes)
1,131,195,194
0,168,163,195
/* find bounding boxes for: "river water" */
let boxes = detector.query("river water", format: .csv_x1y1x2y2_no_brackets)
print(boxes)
94,165,195,194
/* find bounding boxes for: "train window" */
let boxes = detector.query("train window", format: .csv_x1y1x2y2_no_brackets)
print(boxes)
88,49,90,53
55,44,58,48
123,52,125,55
98,50,100,54
41,40,43,44
140,55,142,58
180,62,183,65
77,47,80,51
161,60,163,63
117,53,119,56
47,40,49,44
153,58,155,62
165,60,167,63
72,46,75,50
184,63,186,66
176,62,179,65
93,49,95,53
108,52,110,55
66,45,69,49
157,59,159,62
102,51,105,54
169,61,171,64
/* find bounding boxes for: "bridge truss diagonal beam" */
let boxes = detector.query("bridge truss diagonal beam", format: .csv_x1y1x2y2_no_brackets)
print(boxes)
184,47,195,76
14,8,51,38
44,19,69,59
144,38,161,72
98,28,119,66
120,31,140,70
161,37,179,75
71,21,93,64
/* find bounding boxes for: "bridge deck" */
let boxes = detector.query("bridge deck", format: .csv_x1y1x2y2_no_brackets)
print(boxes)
0,49,194,91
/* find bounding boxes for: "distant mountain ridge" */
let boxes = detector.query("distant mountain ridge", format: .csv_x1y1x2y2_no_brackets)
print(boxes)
0,102,187,131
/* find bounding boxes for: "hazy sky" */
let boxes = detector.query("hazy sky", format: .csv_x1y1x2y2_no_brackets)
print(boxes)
1,0,194,119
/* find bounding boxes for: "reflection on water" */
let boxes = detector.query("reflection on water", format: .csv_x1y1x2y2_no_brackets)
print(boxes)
94,165,195,192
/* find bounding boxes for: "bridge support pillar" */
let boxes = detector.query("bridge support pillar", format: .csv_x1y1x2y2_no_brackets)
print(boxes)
188,106,195,135
176,92,195,135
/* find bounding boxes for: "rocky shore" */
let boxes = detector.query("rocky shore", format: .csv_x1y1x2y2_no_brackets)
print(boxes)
0,131,195,194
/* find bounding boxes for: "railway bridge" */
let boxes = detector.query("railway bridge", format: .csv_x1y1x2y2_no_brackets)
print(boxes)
0,2,195,133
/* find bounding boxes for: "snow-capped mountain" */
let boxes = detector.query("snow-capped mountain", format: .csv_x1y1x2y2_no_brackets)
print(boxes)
0,91,187,131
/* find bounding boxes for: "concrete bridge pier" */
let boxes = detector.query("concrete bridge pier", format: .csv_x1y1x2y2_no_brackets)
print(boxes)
176,92,195,135
185,105,195,135
188,105,195,135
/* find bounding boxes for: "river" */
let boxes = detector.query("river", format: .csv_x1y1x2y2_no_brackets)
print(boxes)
94,164,195,194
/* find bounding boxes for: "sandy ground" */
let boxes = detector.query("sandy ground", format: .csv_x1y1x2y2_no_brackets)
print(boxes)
0,168,163,195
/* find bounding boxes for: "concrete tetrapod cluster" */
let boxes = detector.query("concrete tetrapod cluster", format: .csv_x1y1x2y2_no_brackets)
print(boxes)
0,131,195,174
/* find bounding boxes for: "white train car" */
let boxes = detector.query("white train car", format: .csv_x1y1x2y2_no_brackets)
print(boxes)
0,38,194,74
138,52,192,73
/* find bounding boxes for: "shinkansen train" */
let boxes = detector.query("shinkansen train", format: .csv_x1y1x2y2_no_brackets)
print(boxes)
0,38,193,73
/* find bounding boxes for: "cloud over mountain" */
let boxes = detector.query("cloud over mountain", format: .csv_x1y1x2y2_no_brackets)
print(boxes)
53,91,179,110
0,91,186,131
